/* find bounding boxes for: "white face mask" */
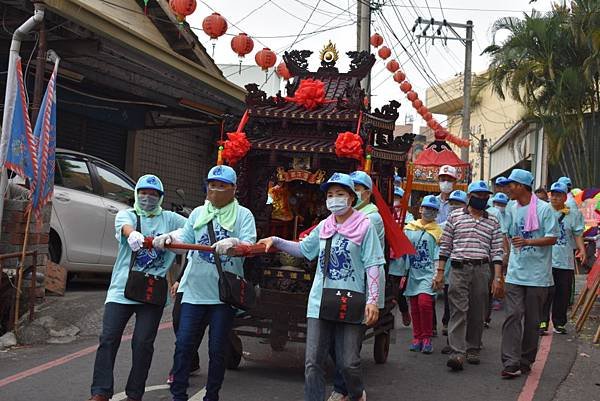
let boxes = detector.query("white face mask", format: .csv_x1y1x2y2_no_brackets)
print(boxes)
393,199,401,207
326,196,350,216
439,181,454,193
496,206,506,213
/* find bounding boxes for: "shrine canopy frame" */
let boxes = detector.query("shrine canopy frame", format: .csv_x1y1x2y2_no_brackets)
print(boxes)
231,45,415,238
409,140,470,193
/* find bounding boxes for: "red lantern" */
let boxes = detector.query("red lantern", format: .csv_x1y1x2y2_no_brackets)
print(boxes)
412,99,423,109
386,60,399,73
418,105,428,116
255,48,277,71
169,0,196,21
231,33,254,58
393,70,406,83
202,12,227,40
423,112,433,121
378,46,391,60
427,119,439,129
400,81,412,93
406,91,418,102
276,62,292,80
370,33,384,48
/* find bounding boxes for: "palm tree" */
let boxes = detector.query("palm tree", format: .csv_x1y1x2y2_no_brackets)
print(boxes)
482,1,599,187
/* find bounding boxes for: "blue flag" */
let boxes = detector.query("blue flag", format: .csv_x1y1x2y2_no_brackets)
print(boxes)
30,59,59,220
4,57,35,182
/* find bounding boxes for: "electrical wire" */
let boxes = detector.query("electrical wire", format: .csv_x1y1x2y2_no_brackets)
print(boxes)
23,33,39,107
386,4,460,103
234,0,273,26
437,0,446,20
270,0,353,28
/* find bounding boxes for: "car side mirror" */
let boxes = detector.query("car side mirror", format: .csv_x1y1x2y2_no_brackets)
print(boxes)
176,188,186,203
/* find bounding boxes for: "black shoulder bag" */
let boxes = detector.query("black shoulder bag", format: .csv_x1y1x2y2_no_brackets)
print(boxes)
207,220,256,311
318,237,366,324
124,212,168,306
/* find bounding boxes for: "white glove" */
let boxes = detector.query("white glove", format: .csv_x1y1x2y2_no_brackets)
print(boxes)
127,231,145,252
212,237,241,255
152,233,174,250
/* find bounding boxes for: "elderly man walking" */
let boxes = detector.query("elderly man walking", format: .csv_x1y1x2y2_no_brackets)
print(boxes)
434,180,504,371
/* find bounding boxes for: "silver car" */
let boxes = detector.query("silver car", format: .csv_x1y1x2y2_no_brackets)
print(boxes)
49,149,135,273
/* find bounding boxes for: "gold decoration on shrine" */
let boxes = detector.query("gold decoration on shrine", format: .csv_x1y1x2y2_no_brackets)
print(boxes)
319,41,339,63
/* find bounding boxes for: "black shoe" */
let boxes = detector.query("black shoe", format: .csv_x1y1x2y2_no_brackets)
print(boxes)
484,321,490,329
466,350,480,365
441,345,452,354
447,355,464,371
501,365,522,378
520,364,531,375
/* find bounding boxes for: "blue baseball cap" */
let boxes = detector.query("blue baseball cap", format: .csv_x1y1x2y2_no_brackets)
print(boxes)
558,176,572,188
468,180,493,194
550,181,568,194
449,190,467,204
394,186,405,197
421,195,441,210
507,169,534,187
495,176,508,186
321,172,357,195
492,192,509,205
136,174,164,195
207,165,237,185
350,171,373,190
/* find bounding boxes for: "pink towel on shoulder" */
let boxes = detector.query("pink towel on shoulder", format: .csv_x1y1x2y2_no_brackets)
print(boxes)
320,210,371,245
523,193,539,232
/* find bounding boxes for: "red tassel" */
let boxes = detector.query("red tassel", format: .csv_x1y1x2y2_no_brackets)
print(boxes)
371,185,416,257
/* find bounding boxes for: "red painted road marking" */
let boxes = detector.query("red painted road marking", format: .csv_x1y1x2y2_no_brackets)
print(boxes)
517,326,554,401
0,321,171,388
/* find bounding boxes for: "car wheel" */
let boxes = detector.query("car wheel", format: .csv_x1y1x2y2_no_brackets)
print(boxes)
48,231,61,264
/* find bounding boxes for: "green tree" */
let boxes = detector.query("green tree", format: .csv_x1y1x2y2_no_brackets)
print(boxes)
482,1,600,187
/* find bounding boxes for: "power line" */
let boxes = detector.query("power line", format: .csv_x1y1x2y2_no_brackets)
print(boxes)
234,0,273,25
437,0,446,20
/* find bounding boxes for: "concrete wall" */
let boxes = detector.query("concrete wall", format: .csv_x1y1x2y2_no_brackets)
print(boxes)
129,127,216,210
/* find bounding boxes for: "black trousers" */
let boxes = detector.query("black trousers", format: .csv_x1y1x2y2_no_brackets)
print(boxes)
541,268,574,327
171,292,202,372
389,275,409,313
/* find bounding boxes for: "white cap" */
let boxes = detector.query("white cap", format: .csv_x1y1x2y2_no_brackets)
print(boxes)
438,165,457,179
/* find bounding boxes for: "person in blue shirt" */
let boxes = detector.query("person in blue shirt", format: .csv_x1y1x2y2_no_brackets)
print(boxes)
540,182,586,335
500,169,559,379
485,192,510,325
153,165,257,401
558,176,586,252
259,173,385,401
403,195,442,354
323,171,387,401
389,186,414,328
88,175,186,401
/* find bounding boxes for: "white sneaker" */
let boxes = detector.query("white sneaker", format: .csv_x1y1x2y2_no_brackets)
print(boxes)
327,392,348,401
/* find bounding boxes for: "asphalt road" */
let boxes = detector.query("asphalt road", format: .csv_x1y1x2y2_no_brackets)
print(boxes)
0,291,581,401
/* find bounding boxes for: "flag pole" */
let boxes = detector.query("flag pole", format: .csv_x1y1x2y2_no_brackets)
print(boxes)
13,206,32,332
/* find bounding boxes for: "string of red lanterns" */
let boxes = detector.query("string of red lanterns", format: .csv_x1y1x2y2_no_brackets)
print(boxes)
370,32,470,148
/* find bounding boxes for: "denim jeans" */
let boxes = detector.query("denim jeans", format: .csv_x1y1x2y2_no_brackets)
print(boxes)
171,292,202,373
91,302,164,400
305,318,365,401
170,303,235,401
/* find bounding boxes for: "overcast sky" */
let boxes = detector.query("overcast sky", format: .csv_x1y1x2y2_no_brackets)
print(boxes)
188,0,555,127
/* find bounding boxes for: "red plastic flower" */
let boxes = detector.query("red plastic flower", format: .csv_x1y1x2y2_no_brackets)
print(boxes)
285,78,330,111
222,132,251,165
335,132,364,161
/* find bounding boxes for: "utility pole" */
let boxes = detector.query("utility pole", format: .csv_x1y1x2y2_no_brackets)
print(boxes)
357,0,371,99
414,18,474,162
478,134,486,180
